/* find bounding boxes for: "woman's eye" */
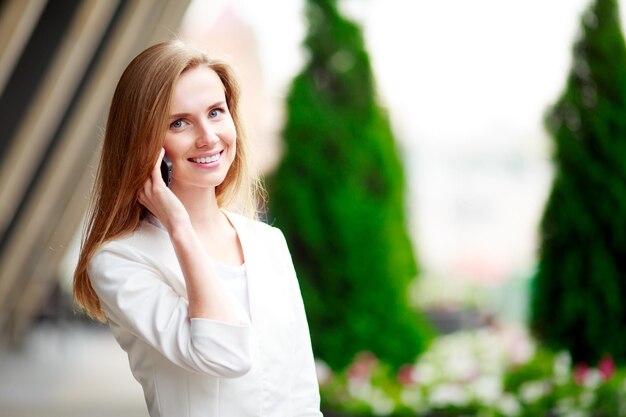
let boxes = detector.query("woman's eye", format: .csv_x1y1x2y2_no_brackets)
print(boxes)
209,108,224,118
170,119,186,129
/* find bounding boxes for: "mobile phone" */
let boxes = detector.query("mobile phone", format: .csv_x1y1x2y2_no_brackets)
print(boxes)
160,155,172,188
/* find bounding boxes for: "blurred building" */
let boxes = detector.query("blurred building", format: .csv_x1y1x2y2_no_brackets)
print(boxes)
0,0,191,344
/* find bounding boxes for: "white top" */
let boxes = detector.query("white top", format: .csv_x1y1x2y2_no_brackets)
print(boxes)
211,259,251,320
88,211,322,417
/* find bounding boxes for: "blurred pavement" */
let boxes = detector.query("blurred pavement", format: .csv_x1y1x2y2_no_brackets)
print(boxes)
0,322,147,417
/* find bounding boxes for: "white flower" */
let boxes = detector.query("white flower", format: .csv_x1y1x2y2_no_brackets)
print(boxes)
370,387,395,416
496,393,521,417
429,383,469,407
583,369,602,389
415,362,436,385
519,380,551,403
471,375,503,404
347,378,372,400
503,327,536,365
445,352,477,381
314,359,333,385
553,351,572,385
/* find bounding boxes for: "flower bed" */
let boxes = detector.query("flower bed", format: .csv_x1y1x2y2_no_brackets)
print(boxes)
318,324,626,416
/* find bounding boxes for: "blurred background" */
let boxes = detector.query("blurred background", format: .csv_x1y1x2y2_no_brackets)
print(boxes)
1,0,625,416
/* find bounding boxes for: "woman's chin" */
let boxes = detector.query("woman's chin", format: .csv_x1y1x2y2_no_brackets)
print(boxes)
171,178,227,192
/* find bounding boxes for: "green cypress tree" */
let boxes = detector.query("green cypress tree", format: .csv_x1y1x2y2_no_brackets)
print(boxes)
531,0,626,364
268,0,431,371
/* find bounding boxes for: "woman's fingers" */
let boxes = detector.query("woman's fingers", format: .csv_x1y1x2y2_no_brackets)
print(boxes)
139,148,190,229
139,150,169,213
152,148,165,178
153,148,165,170
144,148,166,193
138,152,160,211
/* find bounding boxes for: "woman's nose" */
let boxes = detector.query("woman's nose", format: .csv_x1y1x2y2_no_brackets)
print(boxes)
195,124,219,147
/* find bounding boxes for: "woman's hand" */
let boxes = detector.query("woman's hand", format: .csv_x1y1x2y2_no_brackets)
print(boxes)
138,149,189,231
139,151,242,324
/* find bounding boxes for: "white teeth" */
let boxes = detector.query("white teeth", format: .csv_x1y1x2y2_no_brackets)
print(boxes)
192,153,220,164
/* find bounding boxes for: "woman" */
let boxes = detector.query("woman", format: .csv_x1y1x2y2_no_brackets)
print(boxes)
73,41,322,416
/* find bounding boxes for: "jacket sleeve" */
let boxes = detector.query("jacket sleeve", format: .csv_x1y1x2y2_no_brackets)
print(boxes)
88,242,252,378
273,229,323,416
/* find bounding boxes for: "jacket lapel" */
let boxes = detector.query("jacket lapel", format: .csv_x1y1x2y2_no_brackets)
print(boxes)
223,210,259,325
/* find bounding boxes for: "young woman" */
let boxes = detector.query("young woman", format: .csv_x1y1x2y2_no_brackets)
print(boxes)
73,41,322,416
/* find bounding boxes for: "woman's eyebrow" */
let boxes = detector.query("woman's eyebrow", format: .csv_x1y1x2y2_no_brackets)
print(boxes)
169,112,190,120
168,101,227,120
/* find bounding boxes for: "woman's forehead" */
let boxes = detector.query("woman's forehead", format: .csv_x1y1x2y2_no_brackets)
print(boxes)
170,67,226,112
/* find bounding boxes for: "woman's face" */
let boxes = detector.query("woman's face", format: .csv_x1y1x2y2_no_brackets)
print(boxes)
163,66,237,192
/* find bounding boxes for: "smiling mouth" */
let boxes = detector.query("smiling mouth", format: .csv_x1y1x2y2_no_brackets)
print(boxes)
189,152,222,164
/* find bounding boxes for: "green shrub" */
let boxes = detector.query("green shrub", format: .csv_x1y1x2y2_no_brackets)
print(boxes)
267,0,431,371
531,0,626,365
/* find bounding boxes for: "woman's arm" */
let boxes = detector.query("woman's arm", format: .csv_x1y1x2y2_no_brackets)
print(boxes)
138,149,240,323
167,220,241,321
89,245,251,377
87,149,251,377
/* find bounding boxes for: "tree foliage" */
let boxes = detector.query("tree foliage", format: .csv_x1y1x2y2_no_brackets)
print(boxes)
531,0,626,364
268,0,431,370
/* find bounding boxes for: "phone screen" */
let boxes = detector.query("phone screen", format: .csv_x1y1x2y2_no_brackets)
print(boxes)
160,156,172,188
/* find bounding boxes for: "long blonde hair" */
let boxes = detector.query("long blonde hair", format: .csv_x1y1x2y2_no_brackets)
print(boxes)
74,41,262,321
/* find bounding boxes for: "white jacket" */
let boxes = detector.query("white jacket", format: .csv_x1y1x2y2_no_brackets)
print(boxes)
88,211,322,416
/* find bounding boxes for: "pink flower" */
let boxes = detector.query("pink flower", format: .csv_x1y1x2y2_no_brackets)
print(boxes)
598,355,616,381
573,362,589,385
397,364,417,386
347,351,378,381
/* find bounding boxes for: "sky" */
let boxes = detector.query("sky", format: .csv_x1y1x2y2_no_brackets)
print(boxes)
185,0,594,146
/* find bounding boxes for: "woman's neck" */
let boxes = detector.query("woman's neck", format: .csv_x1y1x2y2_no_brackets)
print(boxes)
170,184,242,265
171,185,225,232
